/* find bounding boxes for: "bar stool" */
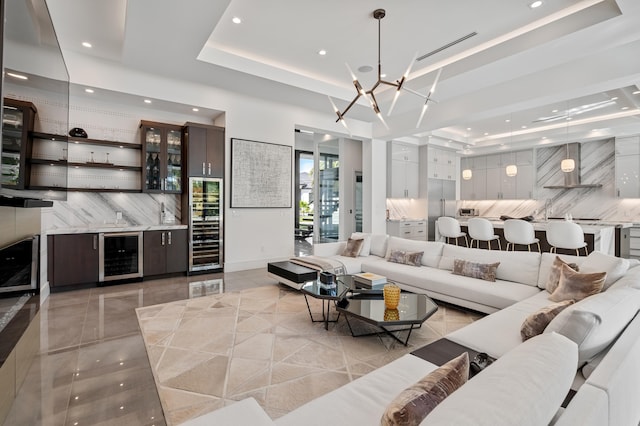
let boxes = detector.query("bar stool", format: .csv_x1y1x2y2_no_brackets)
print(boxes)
503,219,540,252
437,217,468,247
468,217,502,250
546,221,588,256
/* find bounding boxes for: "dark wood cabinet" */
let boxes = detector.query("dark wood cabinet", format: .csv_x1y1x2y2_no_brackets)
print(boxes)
48,234,99,287
183,123,224,178
2,98,37,189
140,120,183,193
143,229,187,276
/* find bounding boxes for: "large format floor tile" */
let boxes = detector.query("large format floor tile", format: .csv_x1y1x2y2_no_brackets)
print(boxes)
4,263,481,426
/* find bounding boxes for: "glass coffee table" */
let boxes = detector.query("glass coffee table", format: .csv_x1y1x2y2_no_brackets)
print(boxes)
300,276,351,330
337,290,438,346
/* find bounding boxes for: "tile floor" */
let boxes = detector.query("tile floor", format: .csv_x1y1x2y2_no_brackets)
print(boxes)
3,269,280,426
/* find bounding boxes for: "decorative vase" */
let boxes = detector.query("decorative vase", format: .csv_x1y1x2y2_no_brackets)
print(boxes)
383,283,401,309
384,308,400,321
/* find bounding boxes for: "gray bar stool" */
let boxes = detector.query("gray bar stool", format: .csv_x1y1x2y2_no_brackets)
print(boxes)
437,217,468,247
546,221,588,256
468,217,502,250
503,219,541,252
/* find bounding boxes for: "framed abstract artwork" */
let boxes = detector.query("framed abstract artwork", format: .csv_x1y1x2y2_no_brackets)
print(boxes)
230,138,292,208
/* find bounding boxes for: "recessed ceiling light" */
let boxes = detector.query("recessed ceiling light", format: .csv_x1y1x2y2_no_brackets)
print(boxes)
466,127,471,131
529,1,543,9
542,136,547,139
6,72,27,80
611,97,618,101
633,90,640,95
85,88,94,93
318,49,327,56
521,125,527,129
82,41,92,48
552,109,558,113
232,17,241,24
192,107,199,112
484,132,489,136
144,99,152,104
505,119,510,122
622,106,629,110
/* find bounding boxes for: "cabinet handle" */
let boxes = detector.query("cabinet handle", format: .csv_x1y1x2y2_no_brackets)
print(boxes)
168,231,172,245
208,163,212,175
202,162,206,175
161,232,165,246
93,235,97,250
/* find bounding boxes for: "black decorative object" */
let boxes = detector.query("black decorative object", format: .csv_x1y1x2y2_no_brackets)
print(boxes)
69,127,88,138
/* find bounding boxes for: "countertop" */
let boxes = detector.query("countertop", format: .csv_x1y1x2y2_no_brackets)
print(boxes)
46,223,188,234
456,218,633,231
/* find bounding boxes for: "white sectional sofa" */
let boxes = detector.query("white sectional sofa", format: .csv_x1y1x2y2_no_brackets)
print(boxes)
185,234,640,425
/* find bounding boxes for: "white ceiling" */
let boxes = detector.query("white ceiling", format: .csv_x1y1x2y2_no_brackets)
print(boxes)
27,0,640,151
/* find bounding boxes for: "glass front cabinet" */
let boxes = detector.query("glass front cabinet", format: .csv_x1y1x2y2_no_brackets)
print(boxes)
2,98,37,188
140,120,183,193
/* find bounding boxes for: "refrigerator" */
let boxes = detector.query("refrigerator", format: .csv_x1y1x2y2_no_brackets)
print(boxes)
427,179,457,241
187,177,223,272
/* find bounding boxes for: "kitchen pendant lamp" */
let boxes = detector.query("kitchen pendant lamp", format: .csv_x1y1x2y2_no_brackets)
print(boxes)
328,9,443,132
506,164,518,177
462,169,472,180
561,144,575,173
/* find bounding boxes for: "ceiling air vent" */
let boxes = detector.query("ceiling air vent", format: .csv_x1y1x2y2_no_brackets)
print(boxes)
417,32,478,61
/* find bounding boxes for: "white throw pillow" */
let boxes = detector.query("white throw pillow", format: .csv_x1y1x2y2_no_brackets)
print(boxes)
544,287,640,364
369,234,389,258
578,251,629,290
350,232,371,257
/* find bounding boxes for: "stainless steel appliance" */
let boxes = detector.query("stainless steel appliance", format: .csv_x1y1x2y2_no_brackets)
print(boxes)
427,179,457,240
0,235,38,293
187,177,223,272
99,232,143,282
459,208,478,217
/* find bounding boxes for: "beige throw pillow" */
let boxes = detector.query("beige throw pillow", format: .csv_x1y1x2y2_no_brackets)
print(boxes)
548,264,606,302
341,238,364,258
452,259,500,282
520,300,574,341
381,352,469,426
388,250,424,267
546,256,579,294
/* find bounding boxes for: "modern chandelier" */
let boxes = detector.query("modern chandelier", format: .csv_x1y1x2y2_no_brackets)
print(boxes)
329,9,443,133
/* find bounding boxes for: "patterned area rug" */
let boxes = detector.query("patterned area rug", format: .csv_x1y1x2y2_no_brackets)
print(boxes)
136,284,480,425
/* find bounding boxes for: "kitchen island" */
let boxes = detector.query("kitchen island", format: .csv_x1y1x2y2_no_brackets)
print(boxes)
453,219,632,256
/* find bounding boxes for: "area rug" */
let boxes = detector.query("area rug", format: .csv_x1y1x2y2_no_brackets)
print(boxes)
136,284,480,425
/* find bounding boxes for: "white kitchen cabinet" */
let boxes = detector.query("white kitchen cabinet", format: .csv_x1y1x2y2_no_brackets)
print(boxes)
615,136,640,198
460,149,533,200
388,142,420,198
387,220,427,241
427,147,456,180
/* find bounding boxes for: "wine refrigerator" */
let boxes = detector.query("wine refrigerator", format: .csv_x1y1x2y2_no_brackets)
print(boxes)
187,177,223,272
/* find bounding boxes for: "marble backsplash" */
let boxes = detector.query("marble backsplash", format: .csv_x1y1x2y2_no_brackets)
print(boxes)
42,192,182,230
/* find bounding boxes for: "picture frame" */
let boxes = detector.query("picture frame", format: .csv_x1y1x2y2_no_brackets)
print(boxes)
230,138,292,208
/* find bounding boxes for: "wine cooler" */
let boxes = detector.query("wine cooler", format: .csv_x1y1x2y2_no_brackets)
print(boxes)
188,177,223,272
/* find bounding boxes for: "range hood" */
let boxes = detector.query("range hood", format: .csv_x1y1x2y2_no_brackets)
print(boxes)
543,143,602,189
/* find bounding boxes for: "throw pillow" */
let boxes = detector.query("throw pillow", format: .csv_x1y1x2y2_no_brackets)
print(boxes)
452,259,500,282
350,232,372,256
548,264,606,303
341,237,364,258
546,256,580,294
520,300,574,341
578,251,629,290
381,352,469,426
387,250,424,267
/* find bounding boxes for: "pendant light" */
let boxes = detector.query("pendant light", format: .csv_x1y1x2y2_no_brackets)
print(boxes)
505,115,517,177
462,169,472,180
561,115,575,172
